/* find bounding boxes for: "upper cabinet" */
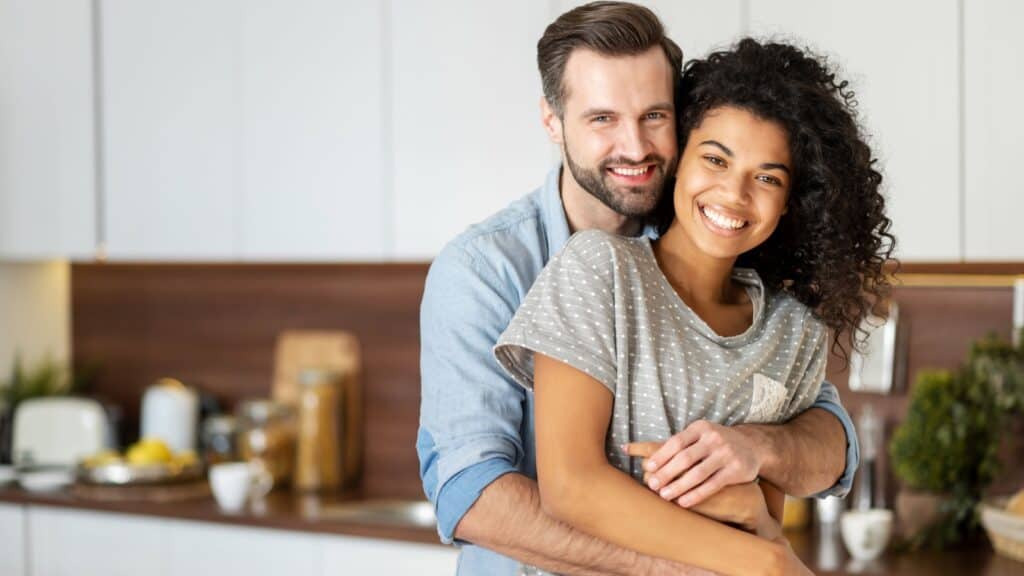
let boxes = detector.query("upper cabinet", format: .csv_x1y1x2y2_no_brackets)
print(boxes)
749,0,962,262
101,0,387,261
964,0,1024,261
0,0,96,260
389,0,554,259
101,0,240,260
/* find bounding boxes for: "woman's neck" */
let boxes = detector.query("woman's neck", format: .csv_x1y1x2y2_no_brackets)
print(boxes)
652,221,743,307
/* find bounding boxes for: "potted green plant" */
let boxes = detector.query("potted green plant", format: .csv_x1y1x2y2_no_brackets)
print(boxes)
889,330,1023,550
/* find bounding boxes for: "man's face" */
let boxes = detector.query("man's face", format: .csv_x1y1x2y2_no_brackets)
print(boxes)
552,46,678,218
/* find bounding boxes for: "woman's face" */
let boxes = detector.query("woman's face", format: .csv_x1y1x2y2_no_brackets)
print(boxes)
671,105,792,261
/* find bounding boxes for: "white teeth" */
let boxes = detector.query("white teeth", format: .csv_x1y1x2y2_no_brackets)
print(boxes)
610,166,649,176
702,206,746,230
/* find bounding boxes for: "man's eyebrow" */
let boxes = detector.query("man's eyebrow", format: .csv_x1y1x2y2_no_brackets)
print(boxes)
579,103,674,118
699,140,791,174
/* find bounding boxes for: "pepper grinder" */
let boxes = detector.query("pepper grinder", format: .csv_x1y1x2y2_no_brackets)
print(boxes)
854,403,882,511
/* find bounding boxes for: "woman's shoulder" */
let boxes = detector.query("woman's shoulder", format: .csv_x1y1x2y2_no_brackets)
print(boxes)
562,229,651,263
763,285,828,336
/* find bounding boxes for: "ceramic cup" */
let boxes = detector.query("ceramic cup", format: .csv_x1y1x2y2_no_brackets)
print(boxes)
840,509,893,561
209,461,273,512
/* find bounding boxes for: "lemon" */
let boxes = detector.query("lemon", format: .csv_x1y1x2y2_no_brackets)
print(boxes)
126,437,173,465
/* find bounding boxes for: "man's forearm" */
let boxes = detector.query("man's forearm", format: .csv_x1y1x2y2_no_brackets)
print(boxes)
454,473,706,576
739,407,847,497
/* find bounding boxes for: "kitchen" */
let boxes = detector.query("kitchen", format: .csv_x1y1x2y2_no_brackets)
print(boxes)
1,1,1023,575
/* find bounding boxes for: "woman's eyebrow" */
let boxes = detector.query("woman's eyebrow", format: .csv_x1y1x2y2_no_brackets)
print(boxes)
699,140,791,174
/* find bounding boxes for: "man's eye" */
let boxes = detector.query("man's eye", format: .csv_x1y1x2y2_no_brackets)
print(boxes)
592,115,612,123
645,112,667,120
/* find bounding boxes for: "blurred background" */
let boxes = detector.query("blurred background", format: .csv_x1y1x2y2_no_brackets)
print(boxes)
1,1,1022,575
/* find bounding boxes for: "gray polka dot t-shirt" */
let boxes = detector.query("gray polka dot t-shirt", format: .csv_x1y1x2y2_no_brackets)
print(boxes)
494,229,828,482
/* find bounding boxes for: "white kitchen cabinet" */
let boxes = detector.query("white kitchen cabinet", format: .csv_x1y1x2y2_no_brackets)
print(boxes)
321,535,457,576
748,0,961,262
238,0,388,260
0,503,26,576
165,521,320,576
101,0,240,260
0,0,96,260
964,0,1024,261
390,0,555,259
28,505,168,576
102,0,389,261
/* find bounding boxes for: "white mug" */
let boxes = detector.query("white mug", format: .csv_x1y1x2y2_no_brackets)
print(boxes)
840,509,893,561
209,461,273,512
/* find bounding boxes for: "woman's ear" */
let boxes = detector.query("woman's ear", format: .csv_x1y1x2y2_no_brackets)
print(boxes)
540,97,564,145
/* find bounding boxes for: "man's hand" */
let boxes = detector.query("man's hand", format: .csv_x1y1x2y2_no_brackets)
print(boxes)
623,420,765,507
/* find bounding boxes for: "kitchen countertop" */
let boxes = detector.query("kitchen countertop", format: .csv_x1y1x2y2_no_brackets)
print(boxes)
0,483,441,545
2,483,1022,574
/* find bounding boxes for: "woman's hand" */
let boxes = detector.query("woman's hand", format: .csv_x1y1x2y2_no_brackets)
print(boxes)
626,441,783,541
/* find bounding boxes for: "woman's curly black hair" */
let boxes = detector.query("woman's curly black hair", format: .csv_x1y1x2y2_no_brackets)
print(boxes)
658,38,898,362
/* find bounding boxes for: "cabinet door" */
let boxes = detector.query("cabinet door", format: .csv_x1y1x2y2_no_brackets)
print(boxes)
390,0,554,259
964,0,1024,260
238,0,388,261
749,0,961,262
166,521,319,576
101,0,240,260
321,535,457,576
0,0,96,260
0,503,26,576
27,506,168,576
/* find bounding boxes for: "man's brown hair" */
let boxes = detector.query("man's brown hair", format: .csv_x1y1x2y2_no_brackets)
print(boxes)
537,1,684,117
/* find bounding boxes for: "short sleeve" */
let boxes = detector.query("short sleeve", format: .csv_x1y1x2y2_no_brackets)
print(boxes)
781,315,829,420
494,231,620,394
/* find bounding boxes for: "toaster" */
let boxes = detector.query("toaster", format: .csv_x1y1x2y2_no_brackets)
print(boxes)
12,397,113,467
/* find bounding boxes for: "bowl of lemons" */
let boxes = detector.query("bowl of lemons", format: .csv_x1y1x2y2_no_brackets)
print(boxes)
77,437,202,485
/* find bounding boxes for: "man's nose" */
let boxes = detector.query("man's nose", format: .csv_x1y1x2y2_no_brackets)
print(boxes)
616,121,653,162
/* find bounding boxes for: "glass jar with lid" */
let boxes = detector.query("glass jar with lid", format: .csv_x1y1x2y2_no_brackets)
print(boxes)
236,399,296,488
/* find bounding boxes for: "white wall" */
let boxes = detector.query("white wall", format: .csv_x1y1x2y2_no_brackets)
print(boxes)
0,262,70,380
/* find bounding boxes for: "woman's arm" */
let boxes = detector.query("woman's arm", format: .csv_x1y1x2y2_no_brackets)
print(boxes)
533,353,809,576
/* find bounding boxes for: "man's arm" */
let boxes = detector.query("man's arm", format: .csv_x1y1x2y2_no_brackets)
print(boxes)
418,244,703,575
456,473,709,576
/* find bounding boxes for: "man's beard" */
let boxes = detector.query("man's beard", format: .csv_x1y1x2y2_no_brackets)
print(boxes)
563,137,674,219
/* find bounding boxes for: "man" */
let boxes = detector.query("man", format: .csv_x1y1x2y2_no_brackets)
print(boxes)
417,3,858,574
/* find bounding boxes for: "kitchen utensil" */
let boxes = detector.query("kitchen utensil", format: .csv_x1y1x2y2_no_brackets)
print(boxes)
76,459,203,485
840,509,893,561
236,399,295,488
17,464,75,492
12,396,112,467
201,414,238,466
209,461,273,512
294,368,341,492
979,496,1024,563
273,331,362,490
140,378,199,453
848,303,904,394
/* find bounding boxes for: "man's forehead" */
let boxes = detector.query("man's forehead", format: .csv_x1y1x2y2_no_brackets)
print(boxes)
561,46,675,114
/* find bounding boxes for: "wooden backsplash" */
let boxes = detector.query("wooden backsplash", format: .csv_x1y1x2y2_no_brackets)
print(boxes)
71,263,1023,503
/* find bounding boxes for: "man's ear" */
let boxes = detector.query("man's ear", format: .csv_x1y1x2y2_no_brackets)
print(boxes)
540,97,564,145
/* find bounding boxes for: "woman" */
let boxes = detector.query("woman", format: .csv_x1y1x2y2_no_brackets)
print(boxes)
494,38,895,576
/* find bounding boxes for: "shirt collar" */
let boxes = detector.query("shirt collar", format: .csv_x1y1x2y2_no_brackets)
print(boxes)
539,162,664,258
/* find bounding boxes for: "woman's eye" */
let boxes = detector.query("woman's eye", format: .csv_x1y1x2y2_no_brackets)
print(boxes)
703,155,726,167
757,175,783,186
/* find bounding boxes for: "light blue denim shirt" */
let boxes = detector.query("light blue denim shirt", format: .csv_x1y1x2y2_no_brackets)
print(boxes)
417,165,859,575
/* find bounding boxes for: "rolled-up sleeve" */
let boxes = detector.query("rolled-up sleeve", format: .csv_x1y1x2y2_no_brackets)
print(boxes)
808,380,859,498
417,243,527,544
